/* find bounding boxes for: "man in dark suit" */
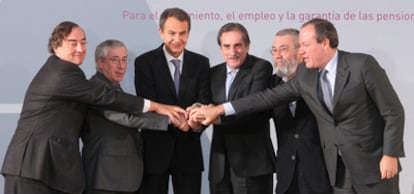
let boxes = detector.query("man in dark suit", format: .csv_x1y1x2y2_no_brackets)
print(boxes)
134,8,210,194
270,28,331,194
1,21,186,194
193,18,404,194
207,22,276,194
82,39,190,194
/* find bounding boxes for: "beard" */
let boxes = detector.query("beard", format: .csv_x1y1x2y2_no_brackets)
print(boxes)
274,58,297,78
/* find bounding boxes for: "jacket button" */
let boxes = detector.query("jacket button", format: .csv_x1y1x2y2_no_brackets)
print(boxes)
294,133,299,139
291,155,296,161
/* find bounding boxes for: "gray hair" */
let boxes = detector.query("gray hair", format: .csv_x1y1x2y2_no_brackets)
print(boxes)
94,39,126,68
275,28,300,48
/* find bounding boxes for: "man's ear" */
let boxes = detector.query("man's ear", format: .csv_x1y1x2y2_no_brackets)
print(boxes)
96,58,105,70
158,28,164,38
323,38,330,49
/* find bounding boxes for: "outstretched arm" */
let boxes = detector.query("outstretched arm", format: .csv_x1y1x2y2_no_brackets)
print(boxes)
148,101,188,124
103,110,168,131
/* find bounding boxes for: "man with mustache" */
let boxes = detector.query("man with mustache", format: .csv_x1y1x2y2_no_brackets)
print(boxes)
270,28,331,194
207,22,276,194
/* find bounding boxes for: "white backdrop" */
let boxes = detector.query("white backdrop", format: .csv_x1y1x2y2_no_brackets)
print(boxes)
0,0,413,193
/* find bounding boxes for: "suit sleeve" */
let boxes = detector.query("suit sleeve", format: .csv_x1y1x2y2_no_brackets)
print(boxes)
54,65,145,115
362,55,405,157
220,60,273,125
102,111,169,131
231,66,302,117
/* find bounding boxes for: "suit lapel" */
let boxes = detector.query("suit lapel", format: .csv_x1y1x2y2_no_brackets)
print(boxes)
304,67,332,116
294,100,304,118
213,65,227,103
228,56,253,100
293,100,305,132
332,51,350,108
308,69,325,109
155,46,180,98
179,50,191,99
228,68,248,100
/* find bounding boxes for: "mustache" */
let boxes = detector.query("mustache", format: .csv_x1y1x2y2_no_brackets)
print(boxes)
228,55,240,59
275,59,288,64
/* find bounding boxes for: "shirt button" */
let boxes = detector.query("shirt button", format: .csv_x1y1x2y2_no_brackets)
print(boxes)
294,133,299,139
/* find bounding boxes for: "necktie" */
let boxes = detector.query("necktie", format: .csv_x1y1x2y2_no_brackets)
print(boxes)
320,69,333,113
225,70,236,100
289,101,296,117
113,83,123,93
171,59,181,96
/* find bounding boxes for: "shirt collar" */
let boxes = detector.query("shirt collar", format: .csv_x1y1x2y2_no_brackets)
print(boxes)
163,45,184,62
322,50,338,75
226,65,240,74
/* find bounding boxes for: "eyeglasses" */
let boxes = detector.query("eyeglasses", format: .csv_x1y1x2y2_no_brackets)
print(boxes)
63,39,87,49
270,46,290,55
106,57,129,64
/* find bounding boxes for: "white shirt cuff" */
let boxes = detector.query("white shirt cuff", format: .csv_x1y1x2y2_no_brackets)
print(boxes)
143,99,150,113
223,102,236,116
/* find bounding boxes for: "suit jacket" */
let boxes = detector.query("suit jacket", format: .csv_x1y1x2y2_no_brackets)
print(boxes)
209,54,276,183
134,44,210,174
81,72,169,192
232,50,405,186
1,55,146,194
271,75,331,193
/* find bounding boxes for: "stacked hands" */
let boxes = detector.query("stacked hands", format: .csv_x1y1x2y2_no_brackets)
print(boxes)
154,102,222,132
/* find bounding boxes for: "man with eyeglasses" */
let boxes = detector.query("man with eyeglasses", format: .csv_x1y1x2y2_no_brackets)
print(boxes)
270,28,332,194
81,39,190,194
1,21,186,194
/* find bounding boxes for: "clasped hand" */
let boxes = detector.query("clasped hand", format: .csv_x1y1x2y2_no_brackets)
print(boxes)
186,103,221,127
162,103,222,132
173,103,210,132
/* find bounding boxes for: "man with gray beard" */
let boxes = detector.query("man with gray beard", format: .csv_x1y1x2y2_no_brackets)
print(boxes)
270,28,332,194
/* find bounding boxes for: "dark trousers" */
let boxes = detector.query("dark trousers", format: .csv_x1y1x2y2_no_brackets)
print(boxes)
4,175,69,194
210,160,273,194
283,160,332,194
83,190,139,194
140,172,201,194
334,156,400,194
